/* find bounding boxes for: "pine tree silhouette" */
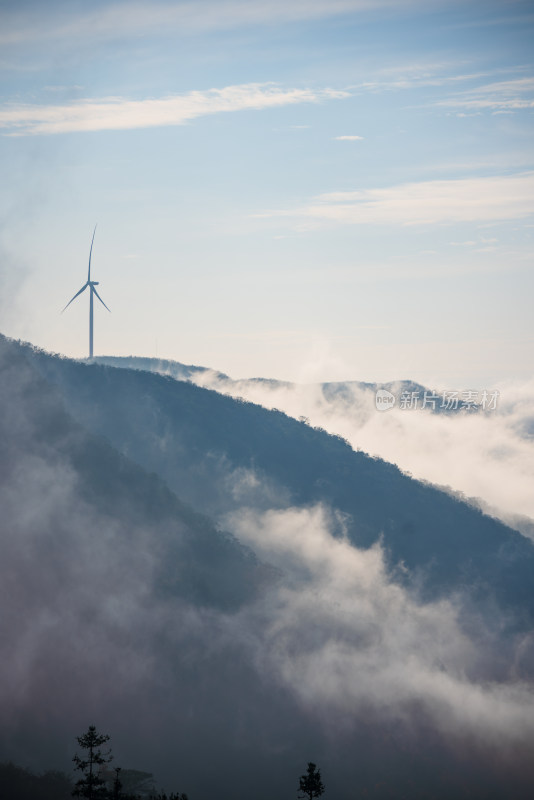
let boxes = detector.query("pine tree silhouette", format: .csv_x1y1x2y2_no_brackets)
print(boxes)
298,762,325,800
72,725,113,799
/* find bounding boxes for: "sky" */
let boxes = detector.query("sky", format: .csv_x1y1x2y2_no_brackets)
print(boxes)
0,0,533,384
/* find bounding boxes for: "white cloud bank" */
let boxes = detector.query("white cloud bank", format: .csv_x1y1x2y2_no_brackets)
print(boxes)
227,504,534,748
256,171,534,226
0,83,349,136
181,370,534,538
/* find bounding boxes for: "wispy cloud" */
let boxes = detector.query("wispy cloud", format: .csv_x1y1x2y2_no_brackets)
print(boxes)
438,77,534,112
255,172,534,227
449,236,499,247
0,83,349,136
350,63,499,92
348,64,534,115
0,1,415,46
334,134,364,140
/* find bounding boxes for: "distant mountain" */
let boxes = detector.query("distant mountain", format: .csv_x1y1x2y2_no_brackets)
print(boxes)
2,335,534,799
95,354,448,413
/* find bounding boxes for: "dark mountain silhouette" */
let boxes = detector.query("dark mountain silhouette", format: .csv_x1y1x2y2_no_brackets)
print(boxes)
17,339,534,626
0,335,268,613
2,333,534,799
0,334,297,795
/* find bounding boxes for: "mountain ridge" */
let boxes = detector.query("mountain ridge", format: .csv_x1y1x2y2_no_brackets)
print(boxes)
2,333,534,798
10,335,533,624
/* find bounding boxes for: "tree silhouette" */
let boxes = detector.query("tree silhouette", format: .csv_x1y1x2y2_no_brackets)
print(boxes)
0,761,72,800
148,794,189,800
112,767,122,800
72,725,113,799
298,762,325,800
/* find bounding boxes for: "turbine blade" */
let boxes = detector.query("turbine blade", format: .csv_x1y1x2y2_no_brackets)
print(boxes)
92,285,111,312
62,283,88,312
88,224,97,282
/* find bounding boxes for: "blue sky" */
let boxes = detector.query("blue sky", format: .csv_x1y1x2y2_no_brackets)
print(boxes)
0,0,533,384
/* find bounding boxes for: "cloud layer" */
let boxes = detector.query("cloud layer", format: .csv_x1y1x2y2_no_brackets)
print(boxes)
176,369,534,538
256,171,534,226
227,504,534,749
0,83,348,136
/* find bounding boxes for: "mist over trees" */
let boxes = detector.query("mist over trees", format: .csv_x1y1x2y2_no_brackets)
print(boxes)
1,333,534,799
0,728,188,800
23,336,534,620
0,762,72,800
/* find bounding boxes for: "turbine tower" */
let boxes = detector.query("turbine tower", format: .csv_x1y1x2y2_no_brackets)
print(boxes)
62,225,110,359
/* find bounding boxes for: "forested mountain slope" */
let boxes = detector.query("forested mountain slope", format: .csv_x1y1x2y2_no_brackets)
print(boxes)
18,337,534,624
2,334,534,799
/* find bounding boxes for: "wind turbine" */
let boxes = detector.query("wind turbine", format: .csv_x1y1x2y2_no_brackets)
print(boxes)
62,225,110,359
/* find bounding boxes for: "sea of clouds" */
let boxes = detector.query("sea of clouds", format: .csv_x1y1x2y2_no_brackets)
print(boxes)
182,370,534,540
3,342,534,797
